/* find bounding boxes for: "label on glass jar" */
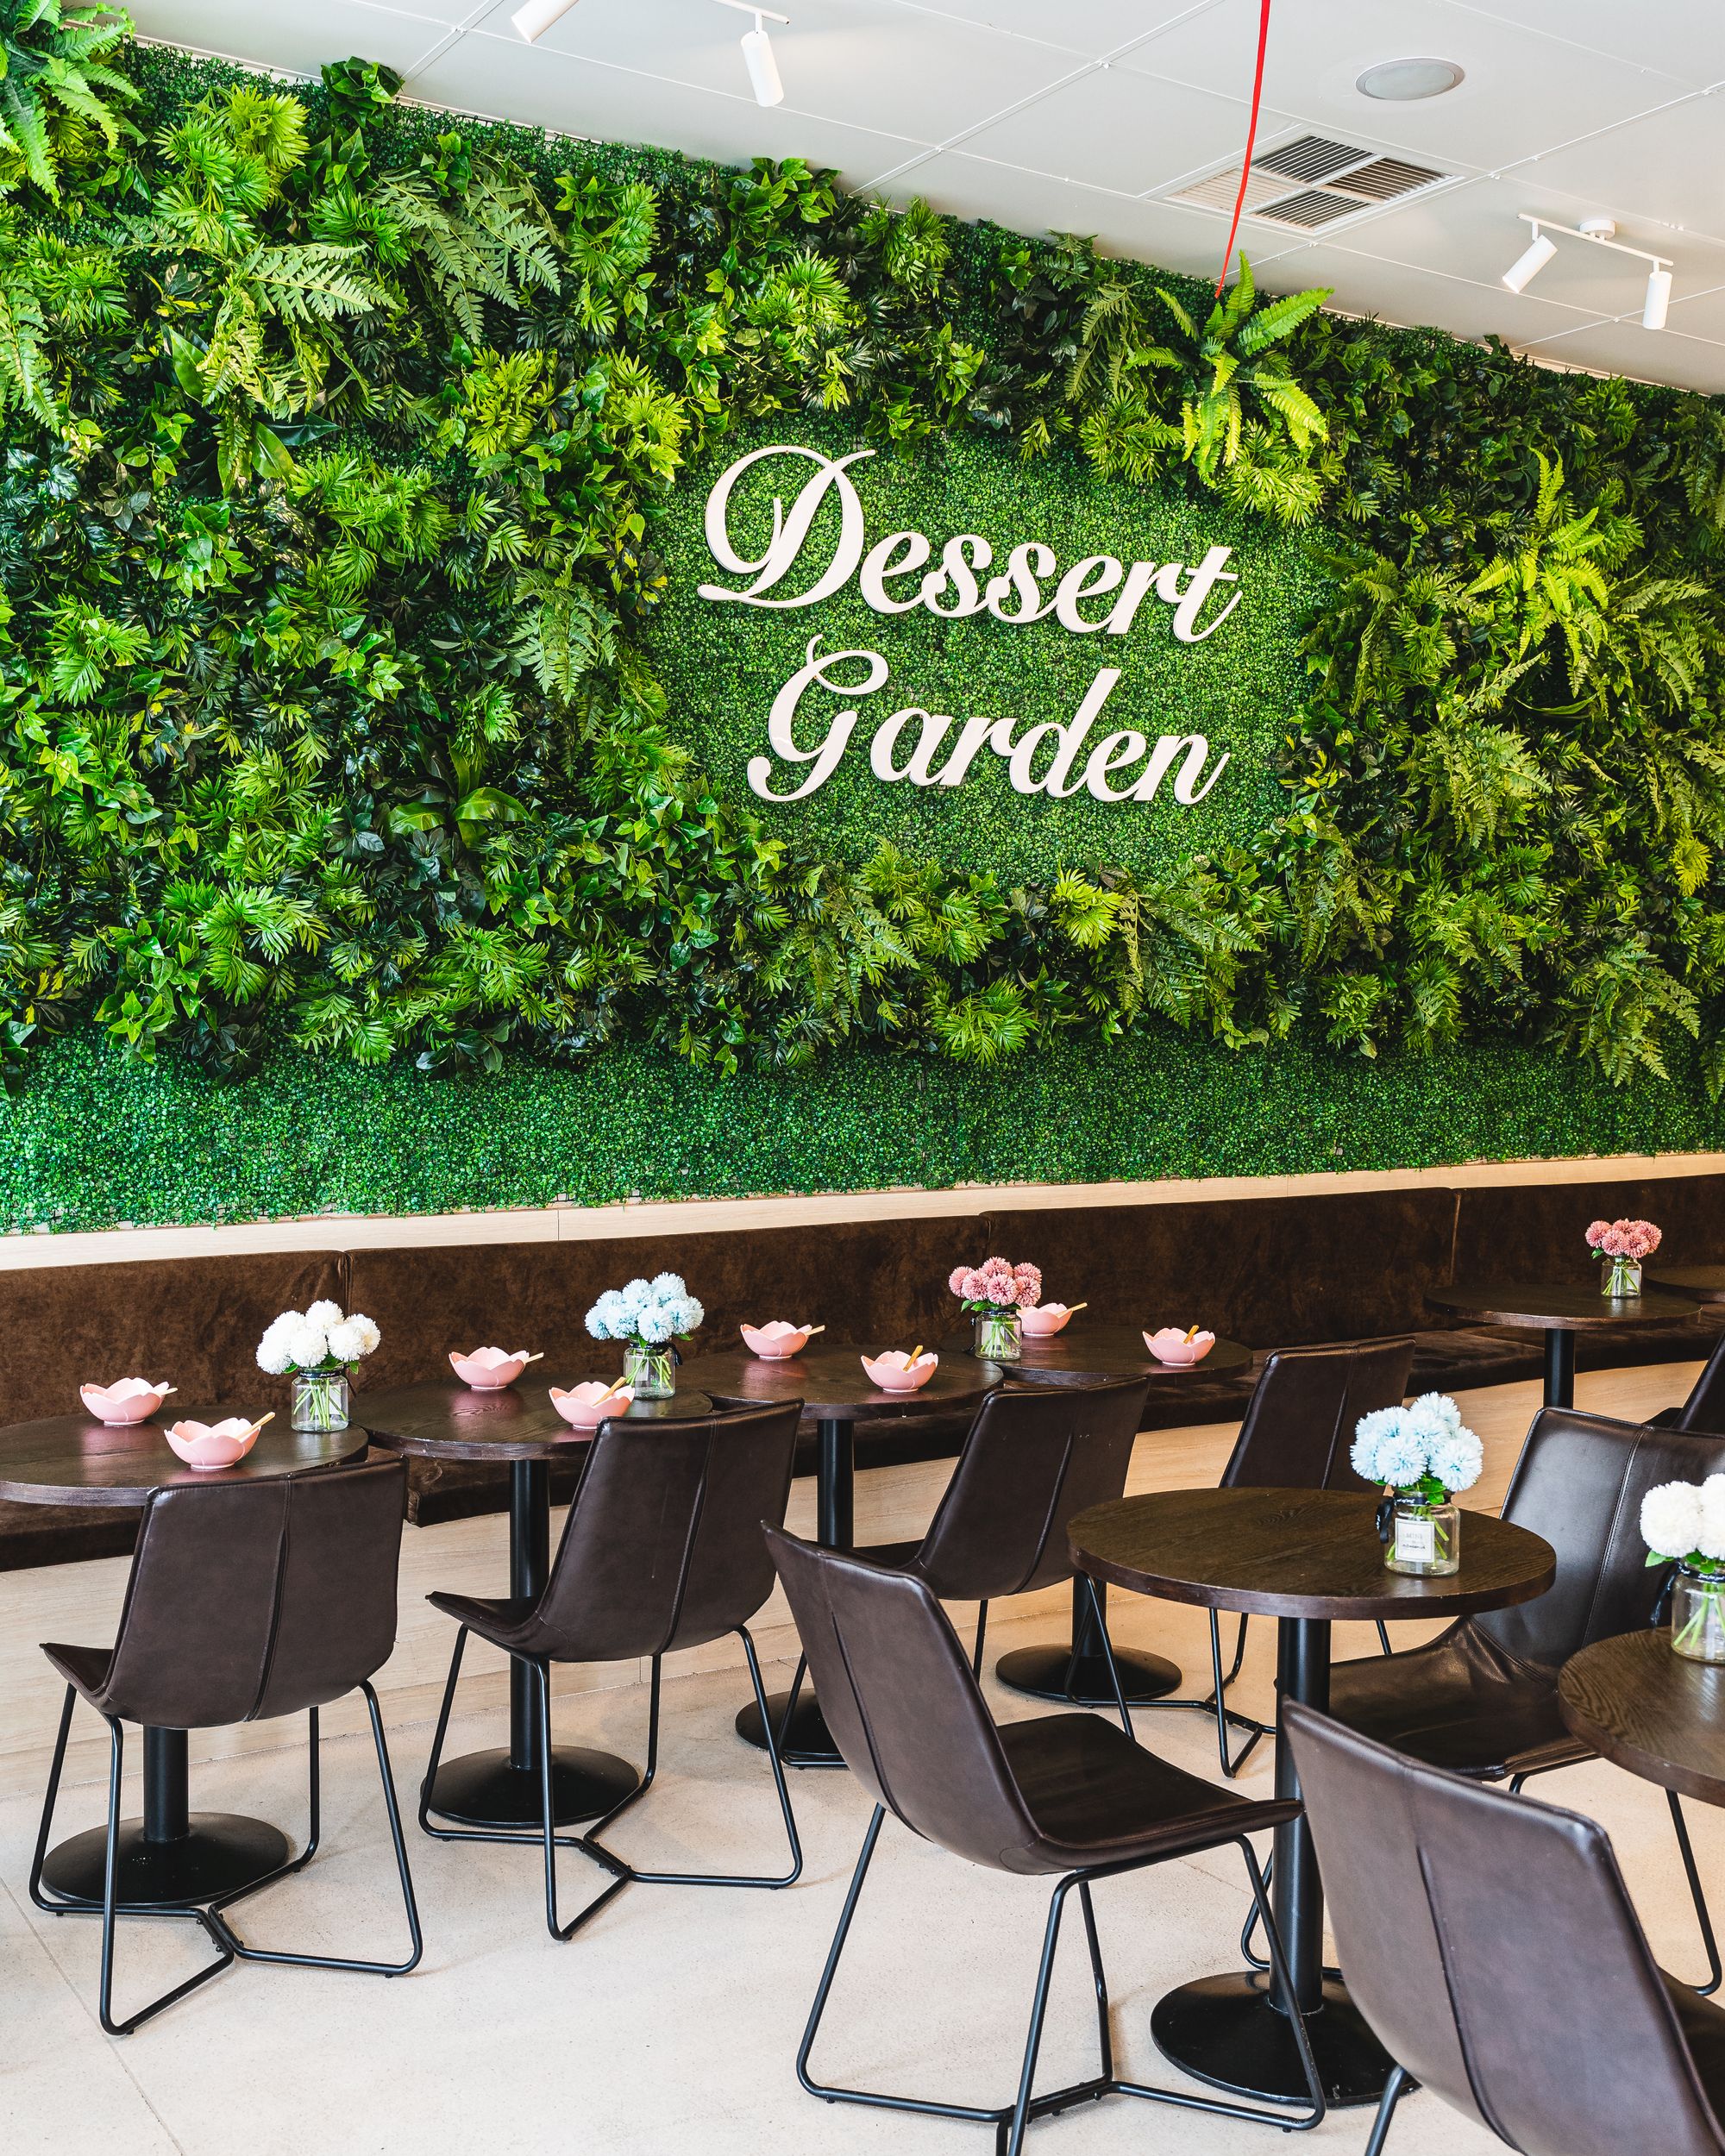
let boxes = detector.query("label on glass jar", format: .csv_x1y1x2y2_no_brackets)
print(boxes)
1396,1514,1436,1565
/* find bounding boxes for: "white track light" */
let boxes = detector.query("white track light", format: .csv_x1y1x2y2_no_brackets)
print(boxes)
1643,266,1672,331
1502,230,1556,294
511,0,579,41
741,19,784,106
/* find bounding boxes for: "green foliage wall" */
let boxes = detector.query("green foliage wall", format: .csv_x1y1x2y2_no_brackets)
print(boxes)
649,416,1328,882
3,33,1725,1234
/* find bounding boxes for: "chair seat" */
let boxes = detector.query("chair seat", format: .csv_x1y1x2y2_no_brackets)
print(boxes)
1327,1625,1584,1782
853,1539,923,1572
996,1712,1299,1873
1665,1971,1725,2111
425,1591,540,1650
41,1641,115,1705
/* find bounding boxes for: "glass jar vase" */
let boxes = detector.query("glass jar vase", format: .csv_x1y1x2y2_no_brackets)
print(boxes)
291,1368,350,1433
973,1308,1024,1362
1603,1257,1644,1298
1384,1494,1461,1576
623,1341,676,1400
1672,1564,1725,1663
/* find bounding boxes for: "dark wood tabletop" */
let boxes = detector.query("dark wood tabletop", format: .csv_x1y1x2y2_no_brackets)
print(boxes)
1647,1266,1725,1305
939,1323,1253,1388
359,1382,714,1463
681,1342,997,1421
1069,1486,1556,1623
1559,1627,1725,1806
0,1409,368,1506
1426,1281,1701,1331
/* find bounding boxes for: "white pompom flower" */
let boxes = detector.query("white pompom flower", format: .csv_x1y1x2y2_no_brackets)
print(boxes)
1696,1476,1725,1562
256,1313,298,1376
636,1304,674,1345
326,1318,367,1363
347,1313,380,1357
618,1277,652,1314
1428,1425,1484,1495
650,1271,687,1301
1643,1481,1706,1563
668,1294,704,1335
304,1299,343,1330
285,1321,329,1370
1351,1407,1401,1484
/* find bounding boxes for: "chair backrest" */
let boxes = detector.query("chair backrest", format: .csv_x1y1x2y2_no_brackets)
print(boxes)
1678,1334,1725,1434
1285,1702,1725,2156
1219,1338,1414,1492
99,1458,406,1729
766,1525,1040,1870
1479,1410,1725,1670
909,1376,1150,1601
527,1401,801,1662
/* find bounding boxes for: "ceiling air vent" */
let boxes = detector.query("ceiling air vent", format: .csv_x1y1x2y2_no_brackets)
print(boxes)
1165,136,1452,231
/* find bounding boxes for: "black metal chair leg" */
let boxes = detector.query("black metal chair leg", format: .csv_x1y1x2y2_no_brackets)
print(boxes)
417,1623,473,1842
1376,1620,1394,1656
28,1683,78,1913
972,1601,989,1681
1003,1876,1080,2156
583,1628,804,1891
206,1688,423,1977
1364,2062,1412,2155
94,1718,234,2037
536,1660,635,1942
1668,1789,1723,1996
1079,1575,1133,1740
1076,1879,1113,2085
1208,1609,1265,1779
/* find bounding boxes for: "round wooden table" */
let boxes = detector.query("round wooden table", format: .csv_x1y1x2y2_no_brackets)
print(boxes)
682,1343,1000,1764
1070,1486,1555,2107
0,1408,367,1909
941,1323,1256,1710
361,1382,712,1829
1425,1281,1699,1407
1647,1265,1725,1307
1559,1627,1725,1805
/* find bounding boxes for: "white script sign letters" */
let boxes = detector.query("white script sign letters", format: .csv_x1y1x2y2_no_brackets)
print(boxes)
698,444,1240,810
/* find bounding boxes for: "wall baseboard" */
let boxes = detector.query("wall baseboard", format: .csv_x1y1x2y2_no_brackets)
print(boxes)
4,1149,1722,1272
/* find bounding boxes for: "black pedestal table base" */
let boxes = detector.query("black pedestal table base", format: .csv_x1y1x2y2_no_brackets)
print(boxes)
1545,1328,1576,1409
737,1415,855,1768
1151,1971,1391,2108
423,1745,640,1829
733,1691,841,1767
995,1578,1182,1707
40,1814,292,1909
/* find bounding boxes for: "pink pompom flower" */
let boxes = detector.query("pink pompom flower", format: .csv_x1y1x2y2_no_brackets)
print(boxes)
952,1257,1044,1312
1584,1221,1611,1251
948,1266,969,1295
1590,1217,1661,1264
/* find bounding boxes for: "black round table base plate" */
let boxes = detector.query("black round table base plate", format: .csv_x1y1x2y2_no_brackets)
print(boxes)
41,1814,292,1909
735,1690,843,1767
426,1745,639,1829
1151,1971,1394,2109
993,1644,1182,1708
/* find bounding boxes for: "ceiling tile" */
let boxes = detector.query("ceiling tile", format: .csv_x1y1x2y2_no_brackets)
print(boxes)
955,63,1295,197
881,147,1304,278
1520,316,1725,393
1448,0,1725,89
881,1,1221,63
407,28,929,183
1258,240,1605,348
132,0,455,72
1121,0,1694,170
1503,93,1725,241
480,0,1073,148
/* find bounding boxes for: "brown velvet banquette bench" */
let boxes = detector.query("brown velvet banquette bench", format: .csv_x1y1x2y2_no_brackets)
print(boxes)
2,1171,1719,1572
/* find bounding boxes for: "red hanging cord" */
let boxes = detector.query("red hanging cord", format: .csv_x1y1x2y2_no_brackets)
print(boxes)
1215,0,1274,297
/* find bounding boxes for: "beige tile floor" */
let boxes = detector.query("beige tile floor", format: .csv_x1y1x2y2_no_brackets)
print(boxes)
3,1363,1717,2156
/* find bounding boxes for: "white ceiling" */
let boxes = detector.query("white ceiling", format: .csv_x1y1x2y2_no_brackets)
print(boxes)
129,0,1725,392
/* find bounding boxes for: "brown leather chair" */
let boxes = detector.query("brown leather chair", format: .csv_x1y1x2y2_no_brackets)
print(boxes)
765,1525,1324,2155
1655,1333,1725,1433
1284,1700,1725,2156
1153,1338,1414,1775
421,1400,804,1939
775,1376,1151,1741
28,1459,420,2036
1323,1407,1724,1990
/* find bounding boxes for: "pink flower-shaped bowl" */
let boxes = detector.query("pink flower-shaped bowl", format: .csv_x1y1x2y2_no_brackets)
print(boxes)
164,1418,262,1470
741,1321,814,1359
80,1379,175,1426
861,1351,938,1395
449,1347,535,1390
1144,1328,1216,1368
549,1382,636,1428
1019,1304,1072,1338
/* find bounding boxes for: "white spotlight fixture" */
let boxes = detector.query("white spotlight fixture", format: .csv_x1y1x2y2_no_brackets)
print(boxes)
511,0,580,41
712,0,790,109
1357,56,1465,101
1502,213,1676,330
1502,229,1557,294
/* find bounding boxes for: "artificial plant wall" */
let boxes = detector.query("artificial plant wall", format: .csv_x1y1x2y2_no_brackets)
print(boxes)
3,28,1725,1125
